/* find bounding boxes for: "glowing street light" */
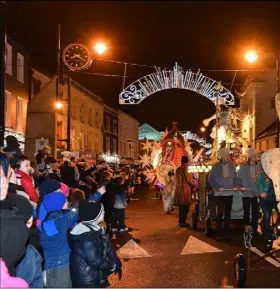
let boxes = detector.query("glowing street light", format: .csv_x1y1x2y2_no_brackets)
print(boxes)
244,50,258,64
200,127,206,132
55,101,63,110
94,42,108,55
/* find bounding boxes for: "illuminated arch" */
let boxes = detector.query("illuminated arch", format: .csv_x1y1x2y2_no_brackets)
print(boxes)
119,63,235,105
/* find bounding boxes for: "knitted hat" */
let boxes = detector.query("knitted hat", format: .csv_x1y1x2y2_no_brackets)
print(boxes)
38,179,61,197
246,148,257,158
219,147,230,159
79,199,104,222
1,195,33,222
37,192,66,236
87,192,102,202
43,192,66,213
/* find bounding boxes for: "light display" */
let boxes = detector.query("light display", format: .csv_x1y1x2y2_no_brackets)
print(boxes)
101,153,120,163
119,63,235,105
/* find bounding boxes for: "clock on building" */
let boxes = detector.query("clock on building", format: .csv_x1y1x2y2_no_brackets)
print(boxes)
62,43,92,71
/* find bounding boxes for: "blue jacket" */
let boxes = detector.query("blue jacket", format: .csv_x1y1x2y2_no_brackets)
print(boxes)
208,161,238,196
114,190,127,209
16,244,43,288
38,209,79,270
68,225,120,288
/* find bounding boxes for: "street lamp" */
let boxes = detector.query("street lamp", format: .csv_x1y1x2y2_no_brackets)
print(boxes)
94,42,108,55
244,50,258,64
200,127,206,132
55,101,63,110
244,49,280,147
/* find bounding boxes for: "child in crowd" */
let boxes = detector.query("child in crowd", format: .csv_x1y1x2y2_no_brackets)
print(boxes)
68,200,122,288
68,189,85,209
112,177,128,233
16,155,39,205
36,180,79,288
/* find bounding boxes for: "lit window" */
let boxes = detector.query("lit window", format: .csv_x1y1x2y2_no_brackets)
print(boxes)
17,53,24,83
4,91,11,126
16,97,23,131
5,43,12,75
89,109,92,126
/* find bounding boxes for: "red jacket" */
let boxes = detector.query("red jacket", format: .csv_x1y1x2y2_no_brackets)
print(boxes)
16,170,39,203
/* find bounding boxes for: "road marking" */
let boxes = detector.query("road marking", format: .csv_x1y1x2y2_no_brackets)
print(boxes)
130,198,140,201
180,236,223,255
150,198,159,200
250,247,280,267
117,239,151,258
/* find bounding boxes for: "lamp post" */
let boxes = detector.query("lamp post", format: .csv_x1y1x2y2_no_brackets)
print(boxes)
244,49,280,148
59,34,108,152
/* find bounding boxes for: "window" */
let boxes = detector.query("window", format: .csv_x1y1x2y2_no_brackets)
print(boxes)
16,97,23,131
4,91,11,126
80,105,84,123
5,43,12,75
106,136,110,153
71,99,76,119
105,116,110,132
113,120,117,134
95,111,99,128
88,109,93,126
84,134,88,149
17,53,24,83
79,131,84,150
128,143,132,157
120,141,123,156
112,138,117,154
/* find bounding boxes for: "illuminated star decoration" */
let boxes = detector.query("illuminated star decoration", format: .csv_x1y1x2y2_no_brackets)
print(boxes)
152,141,161,152
141,140,153,152
139,153,151,168
144,169,155,183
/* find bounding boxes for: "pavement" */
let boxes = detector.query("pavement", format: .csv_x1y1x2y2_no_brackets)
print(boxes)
108,187,280,288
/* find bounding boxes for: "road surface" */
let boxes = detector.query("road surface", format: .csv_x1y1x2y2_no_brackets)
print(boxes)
109,187,280,288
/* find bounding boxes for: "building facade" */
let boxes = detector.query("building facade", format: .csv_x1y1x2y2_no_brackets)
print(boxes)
4,37,30,151
255,120,278,152
25,69,104,160
103,105,118,155
239,69,279,150
118,110,139,164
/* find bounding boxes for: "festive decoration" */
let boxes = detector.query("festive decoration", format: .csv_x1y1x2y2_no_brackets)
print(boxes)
139,153,151,168
141,140,153,152
119,63,235,105
101,153,120,163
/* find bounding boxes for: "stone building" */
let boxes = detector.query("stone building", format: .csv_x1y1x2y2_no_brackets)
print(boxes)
25,69,104,160
4,37,30,151
239,69,279,150
118,110,139,165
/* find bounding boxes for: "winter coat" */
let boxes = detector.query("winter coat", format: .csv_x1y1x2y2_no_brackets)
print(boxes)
173,165,194,206
68,223,119,288
237,163,262,198
16,244,43,288
208,161,238,196
59,164,79,188
0,208,29,276
16,171,39,203
38,209,79,270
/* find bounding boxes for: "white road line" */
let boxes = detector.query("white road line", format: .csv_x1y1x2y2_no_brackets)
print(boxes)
250,247,280,267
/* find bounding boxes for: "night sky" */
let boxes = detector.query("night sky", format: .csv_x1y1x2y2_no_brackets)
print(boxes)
6,1,280,134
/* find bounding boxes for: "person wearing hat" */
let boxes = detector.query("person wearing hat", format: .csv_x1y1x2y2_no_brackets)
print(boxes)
0,194,43,288
208,147,239,238
238,148,262,236
36,182,79,288
68,200,122,288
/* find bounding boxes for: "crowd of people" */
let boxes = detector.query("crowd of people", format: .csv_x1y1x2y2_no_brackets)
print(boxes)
0,144,144,288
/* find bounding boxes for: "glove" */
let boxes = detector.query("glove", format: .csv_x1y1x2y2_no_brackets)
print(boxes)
97,186,106,195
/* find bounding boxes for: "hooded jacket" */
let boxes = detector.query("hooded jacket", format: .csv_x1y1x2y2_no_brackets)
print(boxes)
68,222,119,288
